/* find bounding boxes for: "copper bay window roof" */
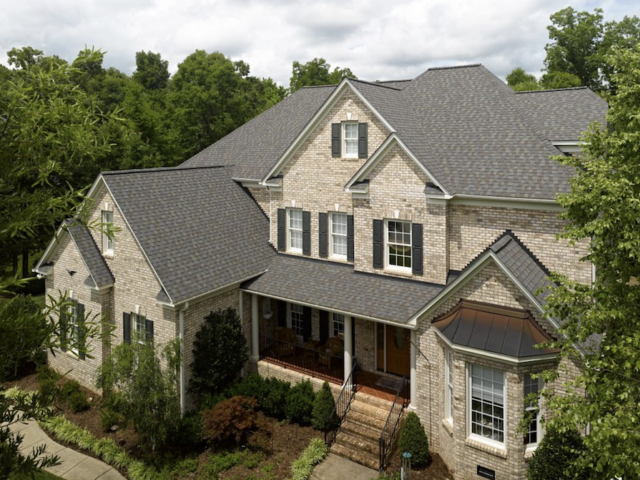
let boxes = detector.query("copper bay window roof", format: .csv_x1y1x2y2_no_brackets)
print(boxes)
433,300,560,358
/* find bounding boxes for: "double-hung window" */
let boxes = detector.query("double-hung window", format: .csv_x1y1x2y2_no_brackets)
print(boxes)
288,209,303,252
330,213,348,259
133,313,146,344
524,373,542,448
343,122,358,157
387,220,412,270
102,211,114,255
289,303,304,337
445,350,453,423
469,364,505,445
332,313,345,337
67,302,79,354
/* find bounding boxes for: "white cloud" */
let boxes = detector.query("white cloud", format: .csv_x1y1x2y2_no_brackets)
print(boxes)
1,0,638,85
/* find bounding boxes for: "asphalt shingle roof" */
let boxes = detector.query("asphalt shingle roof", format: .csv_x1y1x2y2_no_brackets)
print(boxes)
241,254,444,323
102,166,274,304
66,221,114,289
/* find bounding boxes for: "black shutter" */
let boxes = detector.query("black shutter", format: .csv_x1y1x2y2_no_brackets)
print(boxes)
277,209,286,251
145,319,154,342
319,310,329,344
319,213,328,258
373,219,384,269
123,312,131,344
277,300,287,328
347,215,355,262
303,306,312,341
412,223,423,275
302,211,311,256
358,123,368,158
331,123,341,157
77,302,85,360
60,305,68,352
351,318,356,357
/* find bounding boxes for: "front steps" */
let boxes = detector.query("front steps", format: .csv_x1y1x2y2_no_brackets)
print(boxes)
330,392,400,470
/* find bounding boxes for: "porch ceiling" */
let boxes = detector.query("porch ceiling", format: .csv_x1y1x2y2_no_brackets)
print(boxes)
241,254,443,324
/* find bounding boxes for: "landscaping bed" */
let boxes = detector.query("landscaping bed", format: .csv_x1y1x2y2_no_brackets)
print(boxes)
384,452,453,480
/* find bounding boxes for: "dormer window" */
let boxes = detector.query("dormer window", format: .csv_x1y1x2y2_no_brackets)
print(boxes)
343,122,358,158
102,211,114,255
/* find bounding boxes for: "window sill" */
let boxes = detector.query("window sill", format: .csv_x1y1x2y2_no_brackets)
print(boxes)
329,255,350,264
464,436,507,459
442,418,453,436
524,446,538,460
384,267,413,277
103,251,114,259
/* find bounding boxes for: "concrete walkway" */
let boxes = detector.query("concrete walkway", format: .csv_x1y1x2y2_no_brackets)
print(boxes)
9,416,125,480
311,453,378,480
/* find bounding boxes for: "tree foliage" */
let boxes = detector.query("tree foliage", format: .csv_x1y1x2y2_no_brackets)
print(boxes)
527,426,586,480
189,308,248,400
289,58,356,93
538,43,640,479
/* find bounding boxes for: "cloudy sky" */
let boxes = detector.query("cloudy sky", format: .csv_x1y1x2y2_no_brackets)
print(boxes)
2,0,639,86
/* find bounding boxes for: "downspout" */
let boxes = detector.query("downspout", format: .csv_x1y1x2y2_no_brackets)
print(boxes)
179,302,190,416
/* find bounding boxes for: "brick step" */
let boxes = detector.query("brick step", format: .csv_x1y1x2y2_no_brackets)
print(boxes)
354,391,394,410
335,430,378,456
330,442,379,471
341,418,382,443
349,400,391,422
346,409,388,431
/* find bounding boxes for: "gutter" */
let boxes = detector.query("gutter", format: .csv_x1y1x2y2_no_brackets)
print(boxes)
178,301,189,416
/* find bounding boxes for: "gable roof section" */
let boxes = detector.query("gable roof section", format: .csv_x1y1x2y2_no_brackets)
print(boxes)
514,87,607,142
181,86,334,180
241,254,443,325
101,166,274,304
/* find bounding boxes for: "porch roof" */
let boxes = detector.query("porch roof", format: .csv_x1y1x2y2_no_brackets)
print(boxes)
241,255,444,324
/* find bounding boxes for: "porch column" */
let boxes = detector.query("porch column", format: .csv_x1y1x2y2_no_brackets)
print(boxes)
343,315,353,385
410,329,417,409
251,294,259,360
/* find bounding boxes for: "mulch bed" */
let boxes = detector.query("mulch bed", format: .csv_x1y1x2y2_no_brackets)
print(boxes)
385,452,453,480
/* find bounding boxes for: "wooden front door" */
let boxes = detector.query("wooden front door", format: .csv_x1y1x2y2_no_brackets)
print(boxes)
376,324,410,377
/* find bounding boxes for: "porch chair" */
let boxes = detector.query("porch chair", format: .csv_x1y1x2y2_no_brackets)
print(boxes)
318,337,344,370
274,327,296,359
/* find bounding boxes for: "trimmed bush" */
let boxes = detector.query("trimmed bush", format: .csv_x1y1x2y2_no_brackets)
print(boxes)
397,411,431,467
230,373,266,402
286,380,315,425
262,377,291,419
100,408,121,432
290,438,328,480
312,382,338,431
172,411,204,451
527,425,587,480
59,379,82,401
67,389,89,413
201,396,270,447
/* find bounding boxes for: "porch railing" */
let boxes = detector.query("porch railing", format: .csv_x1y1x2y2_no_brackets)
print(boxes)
378,375,408,471
325,358,358,446
258,332,345,383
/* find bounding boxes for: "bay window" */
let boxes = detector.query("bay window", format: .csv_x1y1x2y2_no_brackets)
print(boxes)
469,364,505,445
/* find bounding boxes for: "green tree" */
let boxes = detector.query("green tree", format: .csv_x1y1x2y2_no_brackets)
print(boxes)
96,337,182,452
311,382,338,431
506,67,540,91
538,43,640,478
397,411,431,467
539,71,582,90
189,308,248,400
289,58,356,93
527,426,586,480
133,51,170,90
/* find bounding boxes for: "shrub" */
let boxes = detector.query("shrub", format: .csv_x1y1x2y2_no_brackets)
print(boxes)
312,382,338,431
100,408,121,432
397,411,431,467
36,364,60,383
262,378,291,419
527,425,587,480
230,373,266,401
67,389,90,413
286,380,315,425
290,438,328,480
59,379,82,400
172,411,204,451
200,392,229,410
189,308,248,400
201,396,270,447
38,376,58,402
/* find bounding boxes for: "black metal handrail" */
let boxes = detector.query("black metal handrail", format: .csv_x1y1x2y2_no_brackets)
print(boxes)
324,358,358,446
378,375,408,471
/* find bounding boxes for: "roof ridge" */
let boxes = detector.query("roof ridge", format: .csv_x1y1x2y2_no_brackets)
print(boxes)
427,63,482,71
503,229,553,278
514,86,589,94
376,79,413,84
348,78,401,91
101,165,228,176
299,84,340,89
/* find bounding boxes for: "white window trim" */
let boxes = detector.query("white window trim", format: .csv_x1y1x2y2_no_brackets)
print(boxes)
102,211,114,256
133,313,146,345
445,349,453,425
524,374,543,452
329,212,348,260
67,302,79,355
466,363,507,450
287,209,303,253
342,121,358,158
287,302,304,339
331,312,345,338
385,219,412,273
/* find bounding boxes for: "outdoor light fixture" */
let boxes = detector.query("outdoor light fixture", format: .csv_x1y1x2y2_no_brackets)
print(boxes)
401,452,412,480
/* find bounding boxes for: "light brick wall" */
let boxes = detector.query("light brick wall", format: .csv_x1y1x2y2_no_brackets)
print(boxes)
448,204,591,284
270,90,390,262
247,187,271,218
46,234,109,391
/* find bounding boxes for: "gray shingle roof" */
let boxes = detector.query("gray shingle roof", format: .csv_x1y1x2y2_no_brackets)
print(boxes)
66,221,114,289
102,166,274,304
241,254,444,323
181,86,334,180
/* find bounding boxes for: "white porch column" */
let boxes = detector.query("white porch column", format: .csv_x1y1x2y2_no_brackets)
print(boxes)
343,315,353,385
410,329,417,409
251,294,259,360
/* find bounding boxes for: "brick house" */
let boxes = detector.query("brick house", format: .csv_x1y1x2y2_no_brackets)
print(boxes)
35,64,606,479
